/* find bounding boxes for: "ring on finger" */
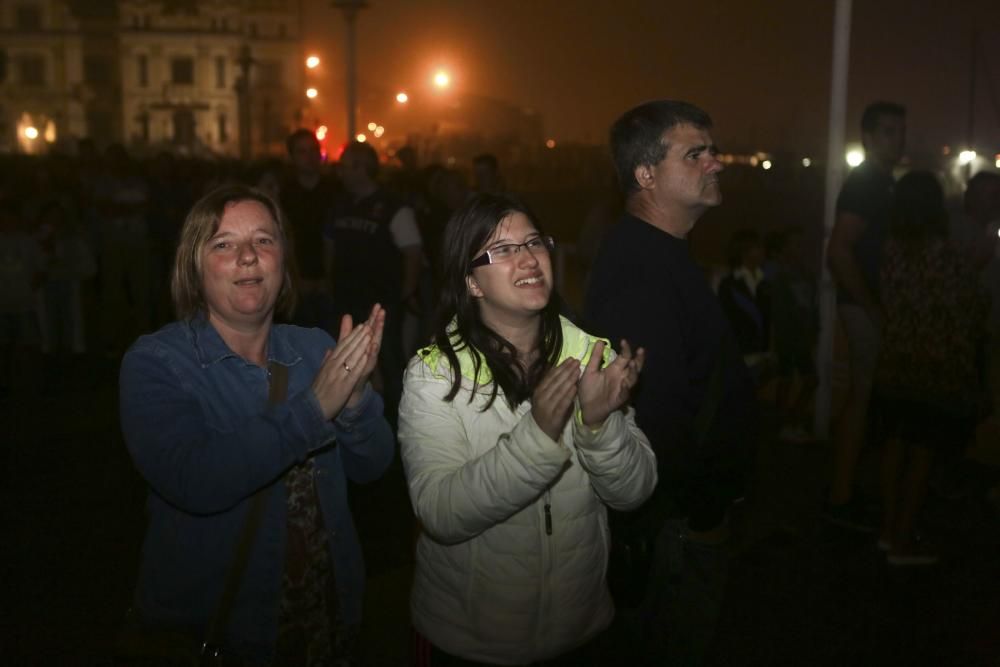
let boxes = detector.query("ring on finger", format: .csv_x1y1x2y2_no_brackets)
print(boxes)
343,362,352,373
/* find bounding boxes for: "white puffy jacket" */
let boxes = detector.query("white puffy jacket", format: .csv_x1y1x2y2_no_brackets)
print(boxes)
398,316,658,665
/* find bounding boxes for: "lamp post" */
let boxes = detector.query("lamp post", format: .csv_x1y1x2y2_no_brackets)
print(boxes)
331,0,368,143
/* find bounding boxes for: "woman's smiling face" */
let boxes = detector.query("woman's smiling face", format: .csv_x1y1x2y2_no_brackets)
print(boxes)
467,211,553,328
201,199,285,331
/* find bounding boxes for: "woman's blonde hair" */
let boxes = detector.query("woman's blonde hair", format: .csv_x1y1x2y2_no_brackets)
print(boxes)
171,184,297,320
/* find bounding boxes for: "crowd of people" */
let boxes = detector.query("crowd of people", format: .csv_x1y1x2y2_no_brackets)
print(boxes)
3,97,999,666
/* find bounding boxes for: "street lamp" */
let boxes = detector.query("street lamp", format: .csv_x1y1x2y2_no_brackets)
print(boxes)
433,70,450,88
306,87,318,99
396,91,408,104
306,55,320,69
23,126,39,140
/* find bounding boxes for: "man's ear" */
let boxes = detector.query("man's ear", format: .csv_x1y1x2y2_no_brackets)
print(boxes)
634,163,655,190
466,274,484,298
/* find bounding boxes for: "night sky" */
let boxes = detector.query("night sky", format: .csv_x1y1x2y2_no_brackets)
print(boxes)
304,0,1000,157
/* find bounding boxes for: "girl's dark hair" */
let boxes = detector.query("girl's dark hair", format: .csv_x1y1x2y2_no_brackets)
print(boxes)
433,193,563,410
889,170,948,247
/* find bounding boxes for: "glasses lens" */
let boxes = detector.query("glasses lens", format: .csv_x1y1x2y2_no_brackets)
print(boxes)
490,244,516,261
526,237,553,252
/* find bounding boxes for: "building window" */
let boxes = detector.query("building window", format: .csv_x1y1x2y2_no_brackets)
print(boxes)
18,56,45,86
215,56,226,89
171,57,194,85
218,114,228,143
137,55,148,87
84,56,111,86
173,109,195,146
15,4,43,30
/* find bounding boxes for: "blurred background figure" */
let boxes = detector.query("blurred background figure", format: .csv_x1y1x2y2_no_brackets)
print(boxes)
281,129,342,333
93,143,150,357
472,152,505,194
873,171,987,566
0,197,45,400
718,228,773,385
825,102,906,531
764,227,819,443
330,141,424,426
35,200,96,356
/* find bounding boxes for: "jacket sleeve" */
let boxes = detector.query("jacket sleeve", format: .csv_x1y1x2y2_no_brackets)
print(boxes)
398,362,571,545
572,405,657,511
120,343,338,515
332,383,395,484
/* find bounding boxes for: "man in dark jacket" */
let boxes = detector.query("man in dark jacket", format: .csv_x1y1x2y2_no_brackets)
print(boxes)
584,100,756,664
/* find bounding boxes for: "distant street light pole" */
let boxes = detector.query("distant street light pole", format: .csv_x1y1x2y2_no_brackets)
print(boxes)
332,0,368,143
815,0,852,438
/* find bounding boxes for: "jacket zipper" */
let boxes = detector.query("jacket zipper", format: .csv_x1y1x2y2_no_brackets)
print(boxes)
543,490,552,536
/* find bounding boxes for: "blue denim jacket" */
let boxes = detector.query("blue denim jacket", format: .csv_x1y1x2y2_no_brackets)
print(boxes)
119,314,394,663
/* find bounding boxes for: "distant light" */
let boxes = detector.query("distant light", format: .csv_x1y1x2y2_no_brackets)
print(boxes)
315,125,328,141
44,121,56,142
942,146,951,156
433,70,450,88
958,150,976,165
374,125,385,138
996,157,1000,169
367,122,377,132
846,149,864,167
749,156,759,167
761,159,773,170
23,126,39,140
356,133,366,143
545,139,556,149
306,55,320,69
801,157,811,167
396,91,408,104
306,88,318,99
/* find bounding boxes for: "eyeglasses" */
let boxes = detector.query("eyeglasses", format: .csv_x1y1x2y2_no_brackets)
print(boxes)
469,235,555,268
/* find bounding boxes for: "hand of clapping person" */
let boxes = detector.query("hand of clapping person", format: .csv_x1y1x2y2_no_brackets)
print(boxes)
578,340,644,429
531,357,580,442
311,304,386,421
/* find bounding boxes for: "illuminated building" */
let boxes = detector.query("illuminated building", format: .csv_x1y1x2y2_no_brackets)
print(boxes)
0,0,304,156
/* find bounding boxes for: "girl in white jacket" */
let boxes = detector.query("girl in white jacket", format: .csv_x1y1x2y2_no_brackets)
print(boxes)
399,193,658,665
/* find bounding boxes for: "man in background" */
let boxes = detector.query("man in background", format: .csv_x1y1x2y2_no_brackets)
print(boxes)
825,102,906,530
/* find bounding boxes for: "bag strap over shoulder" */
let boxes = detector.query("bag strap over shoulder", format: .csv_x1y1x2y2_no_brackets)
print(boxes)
202,361,288,657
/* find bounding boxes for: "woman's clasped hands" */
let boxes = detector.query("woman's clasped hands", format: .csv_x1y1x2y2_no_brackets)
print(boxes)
531,339,645,442
311,304,386,421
